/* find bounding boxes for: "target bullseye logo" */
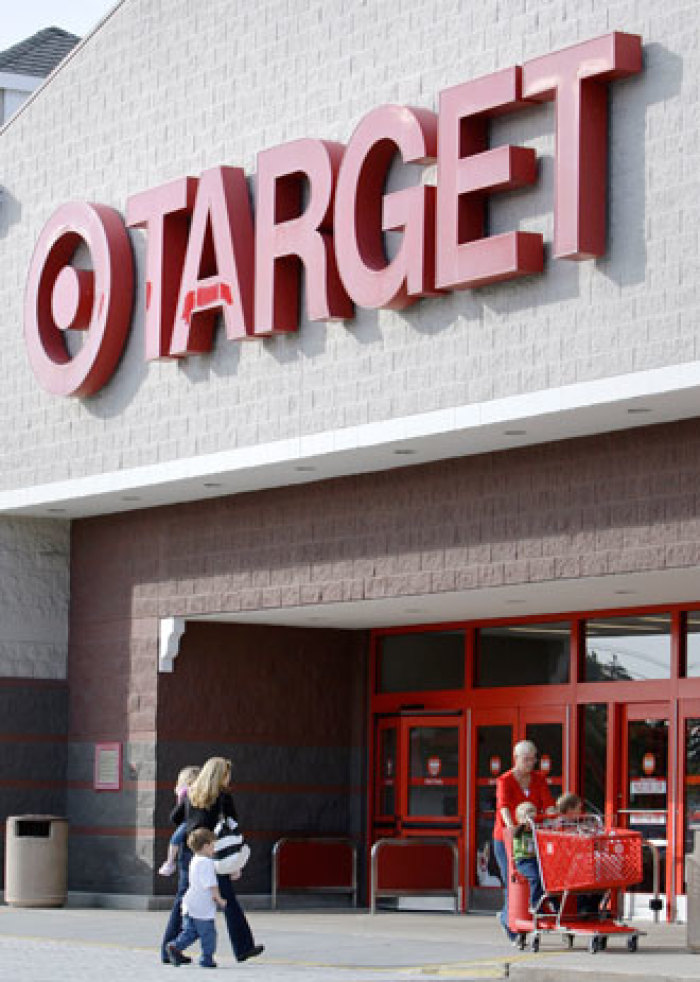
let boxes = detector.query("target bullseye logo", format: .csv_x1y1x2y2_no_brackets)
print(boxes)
51,265,94,331
24,201,134,396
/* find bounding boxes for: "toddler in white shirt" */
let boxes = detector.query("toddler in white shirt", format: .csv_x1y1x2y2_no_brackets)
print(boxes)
166,828,226,968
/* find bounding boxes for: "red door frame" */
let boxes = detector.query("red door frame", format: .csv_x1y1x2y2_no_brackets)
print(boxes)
618,701,673,911
678,697,700,907
374,717,400,832
398,714,465,829
469,705,568,893
370,712,466,904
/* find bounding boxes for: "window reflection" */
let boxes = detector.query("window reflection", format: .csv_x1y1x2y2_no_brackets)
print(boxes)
474,725,511,888
685,719,700,889
584,614,670,681
378,631,465,692
476,623,570,687
581,704,607,815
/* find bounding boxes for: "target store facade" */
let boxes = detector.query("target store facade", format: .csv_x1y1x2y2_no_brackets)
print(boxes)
2,0,700,917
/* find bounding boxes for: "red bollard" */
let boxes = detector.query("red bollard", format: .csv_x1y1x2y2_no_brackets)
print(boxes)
504,830,532,934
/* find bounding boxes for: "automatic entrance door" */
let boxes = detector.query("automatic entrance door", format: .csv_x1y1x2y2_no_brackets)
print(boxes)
471,707,566,906
372,713,465,905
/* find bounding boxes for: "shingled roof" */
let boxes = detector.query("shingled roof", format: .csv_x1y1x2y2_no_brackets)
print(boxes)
0,27,80,78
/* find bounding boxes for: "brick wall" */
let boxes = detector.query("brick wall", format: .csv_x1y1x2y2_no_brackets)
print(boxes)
68,508,368,893
66,418,700,894
0,0,696,491
155,621,367,896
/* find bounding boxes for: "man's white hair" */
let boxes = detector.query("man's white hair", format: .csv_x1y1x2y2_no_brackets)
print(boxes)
513,739,538,759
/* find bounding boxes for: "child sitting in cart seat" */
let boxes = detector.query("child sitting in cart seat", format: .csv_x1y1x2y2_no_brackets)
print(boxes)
556,792,604,916
556,792,583,819
512,801,546,912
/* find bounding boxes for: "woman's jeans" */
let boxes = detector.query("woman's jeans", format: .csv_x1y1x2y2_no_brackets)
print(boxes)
492,838,515,939
217,872,256,960
161,846,192,960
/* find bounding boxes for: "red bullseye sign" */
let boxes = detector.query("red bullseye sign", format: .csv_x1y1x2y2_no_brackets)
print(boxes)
427,756,442,777
24,201,134,397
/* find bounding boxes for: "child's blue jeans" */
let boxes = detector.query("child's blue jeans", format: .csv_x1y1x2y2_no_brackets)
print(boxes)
173,914,217,966
515,857,544,911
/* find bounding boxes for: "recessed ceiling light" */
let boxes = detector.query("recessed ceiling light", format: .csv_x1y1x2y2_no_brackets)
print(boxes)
627,407,651,414
47,507,67,514
295,465,316,472
613,589,636,595
505,598,526,604
504,429,527,436
203,482,223,488
393,448,416,455
405,607,423,614
121,495,141,501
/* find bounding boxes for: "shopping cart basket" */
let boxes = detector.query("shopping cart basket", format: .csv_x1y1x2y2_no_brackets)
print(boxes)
536,826,643,894
506,818,645,954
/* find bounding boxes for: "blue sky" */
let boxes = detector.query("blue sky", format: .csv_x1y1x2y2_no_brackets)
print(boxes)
1,0,120,50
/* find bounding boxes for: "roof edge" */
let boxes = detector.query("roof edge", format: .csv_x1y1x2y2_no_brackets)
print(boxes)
0,1,126,136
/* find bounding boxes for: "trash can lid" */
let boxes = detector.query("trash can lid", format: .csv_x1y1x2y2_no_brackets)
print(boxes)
8,815,68,822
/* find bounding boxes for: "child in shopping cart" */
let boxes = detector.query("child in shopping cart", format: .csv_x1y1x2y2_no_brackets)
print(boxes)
512,801,546,913
556,792,605,916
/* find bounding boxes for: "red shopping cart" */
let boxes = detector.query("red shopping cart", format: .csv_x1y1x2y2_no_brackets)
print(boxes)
505,817,645,954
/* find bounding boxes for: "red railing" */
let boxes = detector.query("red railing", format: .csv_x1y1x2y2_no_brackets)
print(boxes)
370,837,460,914
271,837,357,908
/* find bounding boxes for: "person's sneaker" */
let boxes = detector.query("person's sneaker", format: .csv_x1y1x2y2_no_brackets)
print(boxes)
162,950,191,965
237,944,264,962
166,942,189,966
159,860,177,876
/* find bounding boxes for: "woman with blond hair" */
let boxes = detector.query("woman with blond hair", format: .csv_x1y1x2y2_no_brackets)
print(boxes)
172,756,263,963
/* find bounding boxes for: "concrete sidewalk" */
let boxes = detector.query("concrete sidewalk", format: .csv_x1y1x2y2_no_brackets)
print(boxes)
0,905,696,982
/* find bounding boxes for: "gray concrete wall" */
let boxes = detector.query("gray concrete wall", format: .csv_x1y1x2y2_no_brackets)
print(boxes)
0,0,692,491
0,518,69,678
66,740,157,896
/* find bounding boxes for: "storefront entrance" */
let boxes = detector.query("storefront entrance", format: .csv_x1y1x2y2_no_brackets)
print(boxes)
369,610,700,918
471,706,566,905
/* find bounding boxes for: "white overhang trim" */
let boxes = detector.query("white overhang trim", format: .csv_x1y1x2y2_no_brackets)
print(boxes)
2,360,700,517
159,616,186,673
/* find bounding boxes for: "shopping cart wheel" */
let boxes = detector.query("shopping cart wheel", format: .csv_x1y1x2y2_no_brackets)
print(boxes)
589,935,601,954
599,936,608,951
531,935,540,953
516,934,527,951
566,933,574,950
627,935,638,952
